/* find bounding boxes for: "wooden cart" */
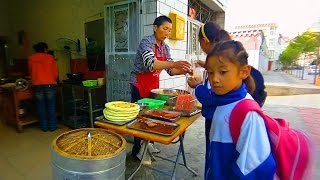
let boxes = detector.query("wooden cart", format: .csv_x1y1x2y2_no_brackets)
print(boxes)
0,84,38,132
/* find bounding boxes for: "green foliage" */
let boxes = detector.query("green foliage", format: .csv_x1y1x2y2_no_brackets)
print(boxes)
280,31,320,66
291,31,318,53
279,44,300,65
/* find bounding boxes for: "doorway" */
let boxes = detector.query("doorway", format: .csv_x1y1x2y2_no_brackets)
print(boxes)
104,0,140,102
85,19,105,71
0,38,8,78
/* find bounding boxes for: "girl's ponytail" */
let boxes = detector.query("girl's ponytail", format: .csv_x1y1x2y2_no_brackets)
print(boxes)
217,29,231,42
244,74,256,94
199,22,232,43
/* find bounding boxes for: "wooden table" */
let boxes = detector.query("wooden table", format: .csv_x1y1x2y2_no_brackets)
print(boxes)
95,113,201,180
0,84,38,132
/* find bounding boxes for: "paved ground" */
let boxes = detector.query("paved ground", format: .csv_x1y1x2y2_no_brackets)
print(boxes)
264,71,320,89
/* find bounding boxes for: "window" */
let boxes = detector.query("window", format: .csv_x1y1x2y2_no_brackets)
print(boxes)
187,21,200,55
187,19,206,56
189,0,215,23
269,50,274,58
270,27,275,36
269,39,275,47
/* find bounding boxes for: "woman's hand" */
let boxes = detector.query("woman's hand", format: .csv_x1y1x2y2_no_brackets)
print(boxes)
195,60,205,68
187,76,203,88
173,60,191,73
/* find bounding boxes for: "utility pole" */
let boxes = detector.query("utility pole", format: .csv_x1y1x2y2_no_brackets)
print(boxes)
301,54,306,80
314,48,319,84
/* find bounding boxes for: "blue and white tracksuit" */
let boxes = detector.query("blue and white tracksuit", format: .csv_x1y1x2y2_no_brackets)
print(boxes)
194,79,215,171
206,94,276,180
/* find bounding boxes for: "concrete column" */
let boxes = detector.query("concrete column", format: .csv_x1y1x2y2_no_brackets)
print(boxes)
215,12,225,28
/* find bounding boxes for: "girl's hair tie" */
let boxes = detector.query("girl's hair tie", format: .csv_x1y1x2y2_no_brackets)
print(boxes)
201,25,210,42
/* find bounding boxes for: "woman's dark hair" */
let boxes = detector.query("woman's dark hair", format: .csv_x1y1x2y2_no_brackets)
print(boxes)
206,40,256,94
199,22,231,43
33,42,48,53
153,15,172,27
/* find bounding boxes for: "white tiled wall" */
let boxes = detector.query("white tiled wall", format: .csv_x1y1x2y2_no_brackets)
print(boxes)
174,76,187,86
165,0,175,8
142,0,225,90
157,2,171,15
179,0,188,5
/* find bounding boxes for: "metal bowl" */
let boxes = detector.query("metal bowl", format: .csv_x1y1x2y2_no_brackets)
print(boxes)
0,78,9,85
66,73,84,81
151,88,190,105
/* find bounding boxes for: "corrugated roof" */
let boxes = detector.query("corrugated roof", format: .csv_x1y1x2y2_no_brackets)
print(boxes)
235,23,278,29
230,29,264,37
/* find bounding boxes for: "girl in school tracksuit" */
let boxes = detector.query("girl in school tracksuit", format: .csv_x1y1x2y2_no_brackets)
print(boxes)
187,22,232,172
204,40,276,179
188,22,269,176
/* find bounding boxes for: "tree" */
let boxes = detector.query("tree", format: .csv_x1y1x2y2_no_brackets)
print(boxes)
281,31,318,79
312,31,320,65
310,31,320,83
291,31,318,53
279,43,300,69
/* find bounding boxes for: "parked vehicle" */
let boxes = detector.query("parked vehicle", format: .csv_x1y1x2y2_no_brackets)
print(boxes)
308,65,320,75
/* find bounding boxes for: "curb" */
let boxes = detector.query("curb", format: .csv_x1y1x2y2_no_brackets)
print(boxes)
265,84,320,96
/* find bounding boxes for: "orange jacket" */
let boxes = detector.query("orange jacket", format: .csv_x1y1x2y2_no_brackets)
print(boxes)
28,53,58,85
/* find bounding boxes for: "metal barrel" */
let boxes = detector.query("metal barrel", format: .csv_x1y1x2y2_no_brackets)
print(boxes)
51,128,126,180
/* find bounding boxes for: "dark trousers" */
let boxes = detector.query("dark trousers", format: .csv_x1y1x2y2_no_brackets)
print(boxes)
34,85,57,131
205,118,212,172
131,84,142,156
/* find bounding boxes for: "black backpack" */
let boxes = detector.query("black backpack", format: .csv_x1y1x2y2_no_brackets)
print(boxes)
250,66,267,107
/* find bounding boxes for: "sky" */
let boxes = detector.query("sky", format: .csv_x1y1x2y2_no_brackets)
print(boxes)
225,0,320,38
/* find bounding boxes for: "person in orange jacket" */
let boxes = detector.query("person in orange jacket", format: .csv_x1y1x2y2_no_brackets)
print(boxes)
28,42,58,131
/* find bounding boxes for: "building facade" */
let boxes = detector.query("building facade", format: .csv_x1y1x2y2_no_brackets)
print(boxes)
233,23,282,70
104,0,226,99
154,0,227,89
0,0,226,101
230,30,269,73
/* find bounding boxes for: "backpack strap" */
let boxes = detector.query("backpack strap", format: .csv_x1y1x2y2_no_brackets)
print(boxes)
229,99,264,144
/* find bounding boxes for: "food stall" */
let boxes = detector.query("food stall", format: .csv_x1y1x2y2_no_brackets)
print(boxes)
94,89,201,179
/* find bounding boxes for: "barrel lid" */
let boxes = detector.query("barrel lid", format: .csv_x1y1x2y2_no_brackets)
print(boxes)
52,128,126,159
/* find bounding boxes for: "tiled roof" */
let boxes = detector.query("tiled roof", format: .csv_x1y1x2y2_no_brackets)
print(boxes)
229,30,266,51
235,23,277,29
230,30,264,37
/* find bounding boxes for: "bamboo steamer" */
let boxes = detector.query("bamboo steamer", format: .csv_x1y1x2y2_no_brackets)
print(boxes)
51,128,126,180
